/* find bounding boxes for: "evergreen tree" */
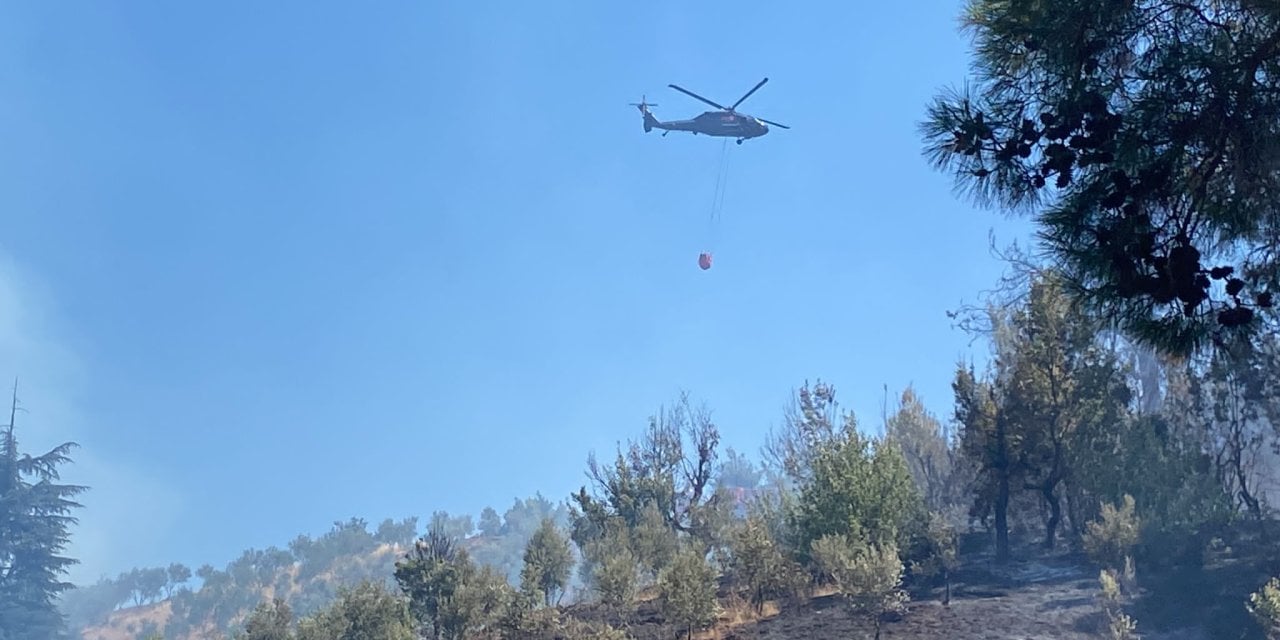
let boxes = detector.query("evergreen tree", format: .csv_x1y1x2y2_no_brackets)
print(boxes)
518,518,572,608
477,507,502,537
394,527,464,640
922,0,1280,354
953,359,1019,563
954,275,1133,554
586,527,638,612
296,580,415,640
883,386,960,514
0,384,87,640
791,423,922,562
1002,274,1131,549
726,514,788,615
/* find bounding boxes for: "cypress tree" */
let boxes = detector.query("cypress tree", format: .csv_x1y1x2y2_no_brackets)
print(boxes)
0,381,88,640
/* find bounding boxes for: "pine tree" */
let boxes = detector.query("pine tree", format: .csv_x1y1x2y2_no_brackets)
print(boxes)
921,0,1280,355
518,517,573,607
394,527,464,640
0,382,88,640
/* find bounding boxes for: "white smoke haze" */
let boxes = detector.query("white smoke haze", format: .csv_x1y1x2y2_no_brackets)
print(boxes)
0,254,183,585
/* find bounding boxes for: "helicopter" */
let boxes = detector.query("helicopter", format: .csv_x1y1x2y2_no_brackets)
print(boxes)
632,77,790,144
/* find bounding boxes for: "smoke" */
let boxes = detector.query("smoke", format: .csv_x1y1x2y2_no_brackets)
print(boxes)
0,255,183,585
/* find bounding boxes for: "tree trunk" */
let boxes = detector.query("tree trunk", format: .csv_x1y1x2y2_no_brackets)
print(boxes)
1065,487,1084,538
1236,463,1263,522
1043,484,1061,550
995,475,1010,563
943,569,951,607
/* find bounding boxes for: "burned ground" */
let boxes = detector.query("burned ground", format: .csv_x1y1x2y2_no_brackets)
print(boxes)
558,532,1274,640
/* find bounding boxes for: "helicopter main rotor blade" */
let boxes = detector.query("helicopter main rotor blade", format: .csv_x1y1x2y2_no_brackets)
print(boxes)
668,84,727,111
731,77,769,111
760,117,790,129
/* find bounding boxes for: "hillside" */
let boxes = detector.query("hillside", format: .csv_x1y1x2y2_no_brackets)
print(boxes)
61,500,569,640
77,544,402,640
73,530,1276,640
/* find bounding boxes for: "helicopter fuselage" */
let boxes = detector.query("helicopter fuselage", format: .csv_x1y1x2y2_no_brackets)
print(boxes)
657,111,770,139
640,107,770,142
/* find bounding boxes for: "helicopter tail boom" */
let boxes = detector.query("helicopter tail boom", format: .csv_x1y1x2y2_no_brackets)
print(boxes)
630,96,662,132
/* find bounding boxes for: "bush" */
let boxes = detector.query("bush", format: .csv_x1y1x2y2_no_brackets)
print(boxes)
1248,577,1280,640
631,504,680,584
519,518,574,607
810,533,908,640
908,511,958,605
500,607,627,640
727,515,790,615
657,547,720,640
1084,495,1141,573
295,580,415,640
793,430,923,562
1097,569,1138,640
589,536,638,612
236,598,293,640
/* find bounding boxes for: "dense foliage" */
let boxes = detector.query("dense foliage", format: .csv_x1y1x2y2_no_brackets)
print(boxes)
923,0,1280,355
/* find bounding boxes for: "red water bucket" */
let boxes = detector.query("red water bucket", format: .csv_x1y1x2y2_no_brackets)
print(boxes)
697,252,712,270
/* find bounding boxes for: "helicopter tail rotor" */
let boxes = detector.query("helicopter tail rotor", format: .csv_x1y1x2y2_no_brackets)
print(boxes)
630,95,660,132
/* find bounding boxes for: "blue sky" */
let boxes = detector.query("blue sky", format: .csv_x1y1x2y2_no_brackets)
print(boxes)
0,1,1034,584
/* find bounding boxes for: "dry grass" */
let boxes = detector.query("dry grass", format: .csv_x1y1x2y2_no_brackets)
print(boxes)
79,601,169,640
691,595,781,640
